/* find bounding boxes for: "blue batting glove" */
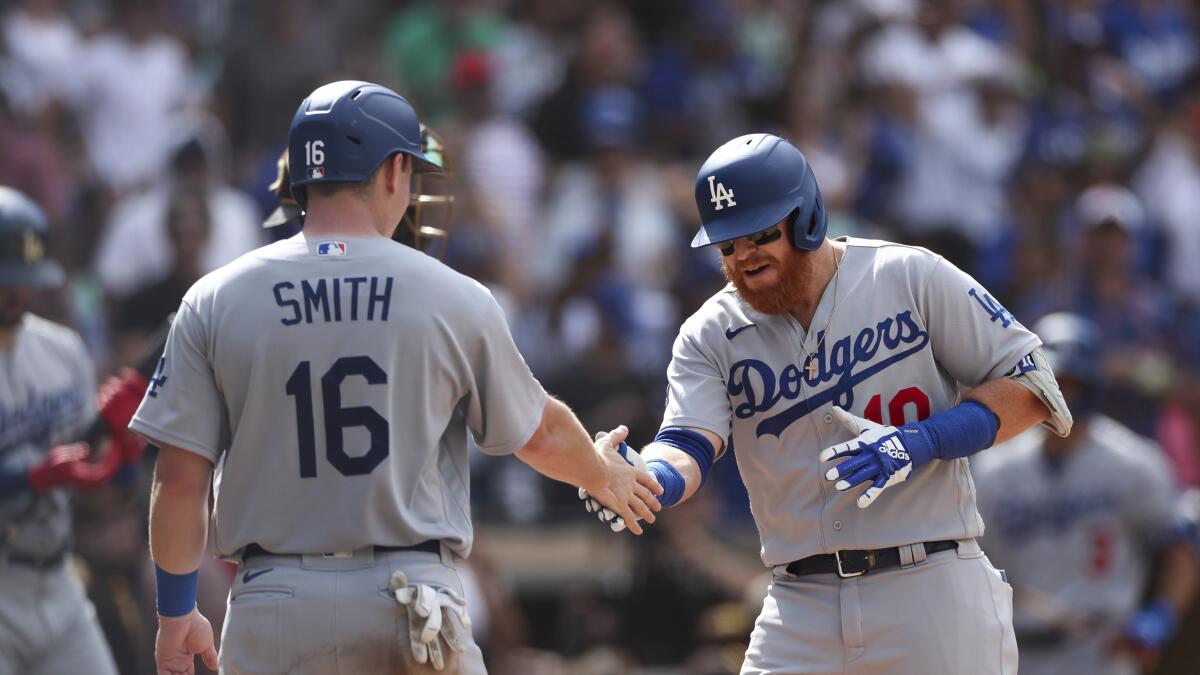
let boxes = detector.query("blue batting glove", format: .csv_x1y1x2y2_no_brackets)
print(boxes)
819,407,922,508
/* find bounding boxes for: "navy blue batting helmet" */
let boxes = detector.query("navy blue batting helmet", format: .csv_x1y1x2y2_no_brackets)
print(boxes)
0,186,63,288
288,80,444,202
692,133,827,251
1033,313,1102,386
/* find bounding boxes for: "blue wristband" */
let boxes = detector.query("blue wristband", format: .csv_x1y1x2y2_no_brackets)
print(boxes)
900,400,1000,470
155,565,199,617
653,428,717,485
1123,599,1177,649
646,459,685,508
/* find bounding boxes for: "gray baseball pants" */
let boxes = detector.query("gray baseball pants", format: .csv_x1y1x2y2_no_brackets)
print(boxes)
742,538,1017,674
0,556,118,675
220,544,485,675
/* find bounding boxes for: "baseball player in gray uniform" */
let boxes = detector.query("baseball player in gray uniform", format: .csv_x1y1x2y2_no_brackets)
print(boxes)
582,133,1074,674
0,186,148,674
132,80,660,675
974,313,1199,675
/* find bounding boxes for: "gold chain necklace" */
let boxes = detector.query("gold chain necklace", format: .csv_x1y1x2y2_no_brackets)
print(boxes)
800,248,843,381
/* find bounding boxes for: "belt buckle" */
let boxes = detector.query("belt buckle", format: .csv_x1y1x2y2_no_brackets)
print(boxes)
322,551,354,559
834,550,875,578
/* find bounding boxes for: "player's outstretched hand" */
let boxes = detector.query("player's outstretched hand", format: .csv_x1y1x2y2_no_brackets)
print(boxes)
581,426,662,535
819,407,914,509
579,436,662,533
155,607,218,675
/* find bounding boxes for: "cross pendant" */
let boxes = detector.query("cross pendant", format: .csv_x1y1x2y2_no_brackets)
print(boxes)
805,357,819,380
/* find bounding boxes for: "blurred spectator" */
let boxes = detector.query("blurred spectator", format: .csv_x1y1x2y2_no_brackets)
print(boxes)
216,0,329,179
70,0,198,193
537,87,677,293
110,192,209,366
1032,184,1175,437
1102,0,1198,100
1133,99,1200,303
0,90,72,221
862,0,1027,245
382,0,507,122
532,3,642,161
93,117,261,298
640,0,757,158
0,0,82,116
452,51,545,302
489,0,579,120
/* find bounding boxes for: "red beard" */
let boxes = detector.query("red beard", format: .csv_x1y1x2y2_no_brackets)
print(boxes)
722,246,816,315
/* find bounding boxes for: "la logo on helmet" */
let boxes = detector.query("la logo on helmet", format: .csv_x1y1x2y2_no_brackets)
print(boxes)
708,175,736,210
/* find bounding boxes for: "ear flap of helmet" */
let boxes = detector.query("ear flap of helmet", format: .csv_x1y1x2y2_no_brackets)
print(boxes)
791,166,827,251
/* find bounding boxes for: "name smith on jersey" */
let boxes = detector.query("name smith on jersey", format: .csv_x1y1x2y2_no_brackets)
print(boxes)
272,275,394,325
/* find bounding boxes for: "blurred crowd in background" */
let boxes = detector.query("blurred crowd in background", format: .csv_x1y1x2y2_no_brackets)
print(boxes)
4,0,1200,673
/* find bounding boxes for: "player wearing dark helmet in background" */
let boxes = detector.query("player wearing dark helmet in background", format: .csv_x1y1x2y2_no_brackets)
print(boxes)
580,133,1074,673
0,186,148,675
134,80,659,674
975,313,1200,675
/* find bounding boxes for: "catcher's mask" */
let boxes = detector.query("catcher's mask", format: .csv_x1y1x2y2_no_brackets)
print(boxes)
393,124,454,258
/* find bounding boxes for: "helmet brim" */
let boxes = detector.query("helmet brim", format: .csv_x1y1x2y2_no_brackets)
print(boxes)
691,201,793,248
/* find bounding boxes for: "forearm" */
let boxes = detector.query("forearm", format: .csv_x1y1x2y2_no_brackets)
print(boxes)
642,443,703,504
149,480,209,573
516,397,606,490
148,447,212,574
1154,543,1200,614
963,377,1050,444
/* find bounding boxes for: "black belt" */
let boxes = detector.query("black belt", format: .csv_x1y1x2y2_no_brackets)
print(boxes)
787,540,958,578
242,540,440,561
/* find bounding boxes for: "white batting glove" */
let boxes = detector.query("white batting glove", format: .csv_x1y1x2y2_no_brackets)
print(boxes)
819,406,915,509
389,571,472,671
578,435,647,533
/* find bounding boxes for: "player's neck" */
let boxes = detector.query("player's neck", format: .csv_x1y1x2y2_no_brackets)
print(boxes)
788,240,842,330
0,326,15,351
301,194,391,239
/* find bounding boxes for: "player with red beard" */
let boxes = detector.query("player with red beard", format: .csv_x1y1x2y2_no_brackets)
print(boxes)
581,133,1075,674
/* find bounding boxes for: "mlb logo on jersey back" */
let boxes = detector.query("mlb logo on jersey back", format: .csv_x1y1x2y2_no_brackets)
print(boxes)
317,242,346,256
310,167,325,179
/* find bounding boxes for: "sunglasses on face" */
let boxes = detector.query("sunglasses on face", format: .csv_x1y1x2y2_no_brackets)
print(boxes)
717,225,784,256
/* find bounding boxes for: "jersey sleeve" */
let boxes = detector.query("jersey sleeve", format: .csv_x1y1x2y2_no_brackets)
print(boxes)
919,256,1042,387
464,294,548,456
660,329,732,447
128,298,226,463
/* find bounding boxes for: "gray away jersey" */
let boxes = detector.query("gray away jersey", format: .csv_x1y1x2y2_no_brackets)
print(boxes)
973,416,1181,630
130,236,548,559
0,314,96,559
663,237,1043,566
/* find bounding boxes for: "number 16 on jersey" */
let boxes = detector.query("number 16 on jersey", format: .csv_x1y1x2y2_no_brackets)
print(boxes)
285,355,390,478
